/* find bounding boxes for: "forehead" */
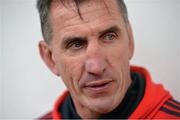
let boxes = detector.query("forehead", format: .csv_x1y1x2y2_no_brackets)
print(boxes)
49,0,124,40
50,0,122,24
50,0,120,15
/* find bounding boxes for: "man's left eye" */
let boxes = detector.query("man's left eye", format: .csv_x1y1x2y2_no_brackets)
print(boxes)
103,33,117,41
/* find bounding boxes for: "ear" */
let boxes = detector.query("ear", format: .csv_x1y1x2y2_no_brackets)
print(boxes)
126,23,135,60
38,41,59,76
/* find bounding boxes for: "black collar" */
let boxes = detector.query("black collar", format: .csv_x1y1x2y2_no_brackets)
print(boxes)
59,71,145,119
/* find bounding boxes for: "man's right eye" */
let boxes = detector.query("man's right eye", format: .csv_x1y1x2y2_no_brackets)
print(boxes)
66,40,87,50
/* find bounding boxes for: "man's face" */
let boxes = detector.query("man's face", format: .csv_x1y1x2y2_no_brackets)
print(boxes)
39,0,134,117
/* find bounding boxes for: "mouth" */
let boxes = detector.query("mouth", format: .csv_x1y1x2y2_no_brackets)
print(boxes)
83,79,114,95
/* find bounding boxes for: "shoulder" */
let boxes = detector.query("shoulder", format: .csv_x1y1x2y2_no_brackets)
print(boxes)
38,91,69,119
155,98,180,118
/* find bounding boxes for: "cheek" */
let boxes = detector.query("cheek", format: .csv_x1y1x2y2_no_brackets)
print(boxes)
107,46,131,98
109,53,129,85
107,44,130,70
106,44,130,87
57,56,84,92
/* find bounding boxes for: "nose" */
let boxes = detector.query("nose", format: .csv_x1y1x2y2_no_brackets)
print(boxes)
85,57,106,75
85,45,107,75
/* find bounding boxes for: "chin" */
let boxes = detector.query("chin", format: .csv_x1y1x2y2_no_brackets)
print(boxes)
95,105,116,114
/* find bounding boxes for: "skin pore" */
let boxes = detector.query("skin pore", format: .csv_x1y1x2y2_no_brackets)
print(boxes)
39,0,134,119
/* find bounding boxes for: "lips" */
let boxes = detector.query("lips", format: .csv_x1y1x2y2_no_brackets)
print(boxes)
83,79,114,95
85,79,113,87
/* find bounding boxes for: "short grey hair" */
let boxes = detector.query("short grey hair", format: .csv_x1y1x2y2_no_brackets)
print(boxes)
37,0,129,44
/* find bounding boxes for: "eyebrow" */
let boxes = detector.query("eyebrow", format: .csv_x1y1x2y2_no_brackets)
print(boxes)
62,36,87,48
99,25,121,35
61,25,120,48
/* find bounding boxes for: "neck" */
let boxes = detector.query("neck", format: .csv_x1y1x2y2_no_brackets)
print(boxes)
73,99,101,119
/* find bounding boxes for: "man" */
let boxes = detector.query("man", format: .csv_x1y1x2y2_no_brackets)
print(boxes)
37,0,180,119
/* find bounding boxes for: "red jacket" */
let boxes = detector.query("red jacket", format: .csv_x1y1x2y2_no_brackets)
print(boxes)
41,66,180,119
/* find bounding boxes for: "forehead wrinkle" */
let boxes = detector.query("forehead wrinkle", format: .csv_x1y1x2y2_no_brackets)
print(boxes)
50,0,124,44
51,0,118,23
50,1,122,38
52,7,115,35
77,1,117,22
50,1,77,21
50,1,81,38
51,0,83,22
60,18,119,41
